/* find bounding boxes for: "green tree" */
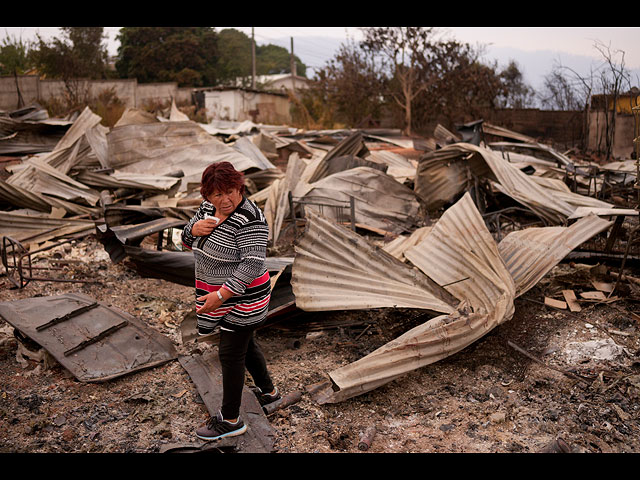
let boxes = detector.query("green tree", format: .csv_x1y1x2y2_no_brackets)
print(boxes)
32,27,108,80
216,28,306,86
303,39,386,128
256,43,306,77
216,28,252,85
115,27,218,86
0,31,34,75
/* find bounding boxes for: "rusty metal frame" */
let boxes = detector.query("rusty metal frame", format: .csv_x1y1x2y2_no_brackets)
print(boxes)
288,191,356,231
2,236,100,288
482,207,548,242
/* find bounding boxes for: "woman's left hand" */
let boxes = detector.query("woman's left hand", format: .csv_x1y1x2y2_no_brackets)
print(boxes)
196,292,223,314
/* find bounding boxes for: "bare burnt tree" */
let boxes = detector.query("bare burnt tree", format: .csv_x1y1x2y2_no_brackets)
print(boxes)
542,41,633,160
593,40,633,160
539,65,584,111
360,27,436,136
303,38,387,128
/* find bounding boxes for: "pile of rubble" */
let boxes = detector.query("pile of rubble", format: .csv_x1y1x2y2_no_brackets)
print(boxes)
1,102,639,451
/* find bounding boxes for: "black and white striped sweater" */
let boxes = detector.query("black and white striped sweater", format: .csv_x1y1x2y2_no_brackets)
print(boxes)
181,197,271,333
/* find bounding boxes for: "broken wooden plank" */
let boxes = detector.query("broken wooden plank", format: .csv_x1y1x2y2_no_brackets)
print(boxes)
545,297,567,309
580,291,607,301
591,281,614,293
561,290,582,312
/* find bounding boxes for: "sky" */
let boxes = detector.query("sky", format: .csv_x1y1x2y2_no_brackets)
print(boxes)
3,26,639,93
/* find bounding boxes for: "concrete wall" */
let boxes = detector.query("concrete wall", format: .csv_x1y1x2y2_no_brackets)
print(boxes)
587,111,636,159
0,75,186,112
136,82,179,108
488,108,585,150
0,75,39,110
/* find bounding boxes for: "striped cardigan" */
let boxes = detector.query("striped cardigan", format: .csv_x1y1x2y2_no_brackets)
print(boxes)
181,197,271,333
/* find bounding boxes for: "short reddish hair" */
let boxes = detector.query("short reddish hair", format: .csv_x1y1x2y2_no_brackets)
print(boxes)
200,161,245,199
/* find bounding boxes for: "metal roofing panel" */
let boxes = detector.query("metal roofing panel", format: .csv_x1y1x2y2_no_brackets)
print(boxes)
498,214,614,297
415,143,612,224
301,166,421,234
0,293,177,382
313,192,515,404
291,208,457,313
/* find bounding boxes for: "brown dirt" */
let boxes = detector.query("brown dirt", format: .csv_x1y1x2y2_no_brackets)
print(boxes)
1,235,640,453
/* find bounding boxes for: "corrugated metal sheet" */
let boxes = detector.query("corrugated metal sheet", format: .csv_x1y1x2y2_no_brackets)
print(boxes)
414,145,490,209
415,143,612,224
313,193,515,404
107,121,273,191
300,166,422,234
382,226,433,261
498,214,614,297
366,149,416,183
265,153,307,243
291,208,457,313
306,131,369,183
405,192,515,315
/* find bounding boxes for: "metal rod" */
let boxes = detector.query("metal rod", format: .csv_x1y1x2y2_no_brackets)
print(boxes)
63,321,129,356
36,302,99,332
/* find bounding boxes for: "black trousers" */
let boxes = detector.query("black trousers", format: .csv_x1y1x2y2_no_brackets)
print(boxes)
219,327,275,420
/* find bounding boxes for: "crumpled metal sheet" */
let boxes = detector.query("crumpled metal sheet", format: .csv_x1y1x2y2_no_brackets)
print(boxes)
498,214,614,298
231,136,277,171
306,131,370,183
299,166,422,234
107,121,274,191
264,153,307,243
0,107,70,155
0,293,177,382
0,210,95,244
382,226,433,262
0,178,53,212
291,208,457,313
312,193,515,404
404,192,515,316
75,170,182,193
308,193,615,404
415,143,612,224
7,156,101,207
367,149,416,183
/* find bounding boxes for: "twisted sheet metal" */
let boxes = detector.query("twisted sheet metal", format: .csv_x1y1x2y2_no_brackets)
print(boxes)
404,192,515,316
382,226,433,261
313,193,515,404
291,208,457,313
415,143,611,224
498,214,614,298
308,192,616,404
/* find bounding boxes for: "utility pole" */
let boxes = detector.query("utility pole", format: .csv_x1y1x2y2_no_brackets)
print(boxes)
290,37,296,93
251,27,256,89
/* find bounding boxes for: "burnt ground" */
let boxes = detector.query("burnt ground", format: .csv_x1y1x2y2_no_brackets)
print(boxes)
1,236,640,454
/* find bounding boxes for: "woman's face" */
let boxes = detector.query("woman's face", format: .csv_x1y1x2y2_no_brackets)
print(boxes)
207,188,243,216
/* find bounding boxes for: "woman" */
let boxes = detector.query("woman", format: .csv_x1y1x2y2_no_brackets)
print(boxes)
181,161,280,441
